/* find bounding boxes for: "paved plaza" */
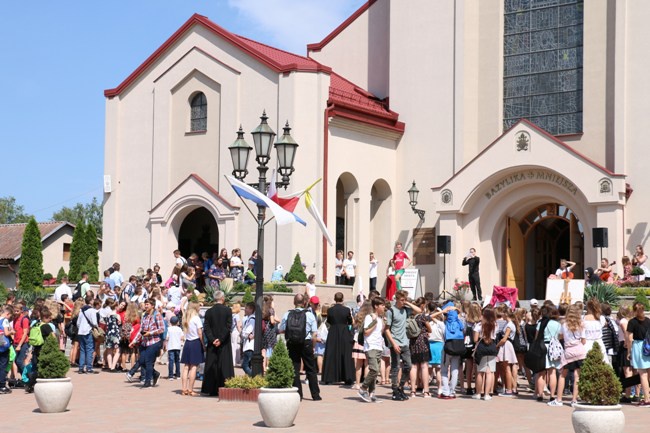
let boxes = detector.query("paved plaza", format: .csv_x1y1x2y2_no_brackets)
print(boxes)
9,368,650,433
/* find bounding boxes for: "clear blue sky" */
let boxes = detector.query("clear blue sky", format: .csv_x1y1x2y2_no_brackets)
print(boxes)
0,0,364,221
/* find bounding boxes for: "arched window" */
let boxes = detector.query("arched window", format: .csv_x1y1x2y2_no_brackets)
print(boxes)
190,92,207,131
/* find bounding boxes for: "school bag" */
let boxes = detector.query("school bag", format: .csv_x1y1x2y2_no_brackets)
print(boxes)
548,334,564,361
72,281,84,301
0,322,10,352
512,323,527,353
28,321,44,346
65,317,79,339
406,316,420,339
285,309,307,344
524,318,549,374
601,317,617,354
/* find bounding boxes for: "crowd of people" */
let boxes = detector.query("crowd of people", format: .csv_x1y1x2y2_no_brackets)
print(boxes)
1,247,649,411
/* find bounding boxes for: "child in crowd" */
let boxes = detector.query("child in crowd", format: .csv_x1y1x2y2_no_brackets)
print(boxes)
315,305,329,373
166,316,183,380
428,302,445,394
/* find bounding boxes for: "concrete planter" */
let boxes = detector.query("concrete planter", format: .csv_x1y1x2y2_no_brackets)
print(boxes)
572,404,625,433
257,387,300,428
34,378,73,413
218,387,261,402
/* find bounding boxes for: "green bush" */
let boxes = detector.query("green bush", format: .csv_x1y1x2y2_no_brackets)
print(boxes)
634,292,650,310
265,340,294,388
14,288,51,308
56,267,66,284
38,334,70,378
579,342,621,405
263,282,292,293
285,253,307,283
18,217,44,291
224,375,267,389
242,287,254,304
0,282,7,305
584,283,619,306
68,220,86,282
631,266,646,276
43,273,53,280
84,223,100,282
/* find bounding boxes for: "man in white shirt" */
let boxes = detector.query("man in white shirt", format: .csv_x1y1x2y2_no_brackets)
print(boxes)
343,251,357,286
173,250,188,268
54,276,72,302
109,263,124,287
358,297,386,403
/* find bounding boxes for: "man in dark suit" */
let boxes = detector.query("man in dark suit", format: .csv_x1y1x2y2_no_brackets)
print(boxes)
321,292,354,384
201,290,234,398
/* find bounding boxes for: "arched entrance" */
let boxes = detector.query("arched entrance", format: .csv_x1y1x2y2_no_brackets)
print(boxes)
335,173,359,253
370,179,392,292
505,203,584,299
178,207,219,259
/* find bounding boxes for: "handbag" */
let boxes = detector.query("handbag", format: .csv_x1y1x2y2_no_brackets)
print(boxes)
65,318,79,339
444,339,466,356
473,339,497,363
82,309,105,342
524,318,549,373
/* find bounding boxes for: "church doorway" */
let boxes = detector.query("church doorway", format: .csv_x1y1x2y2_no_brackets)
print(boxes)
178,207,219,259
505,203,584,299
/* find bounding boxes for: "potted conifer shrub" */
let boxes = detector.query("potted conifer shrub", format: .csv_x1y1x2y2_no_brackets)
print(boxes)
572,342,625,433
257,340,300,428
34,334,73,413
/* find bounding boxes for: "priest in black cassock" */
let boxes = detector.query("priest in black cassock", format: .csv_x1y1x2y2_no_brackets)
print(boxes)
201,290,234,397
321,292,355,384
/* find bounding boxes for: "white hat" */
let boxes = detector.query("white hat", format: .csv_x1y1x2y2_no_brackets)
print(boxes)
276,265,283,271
530,298,539,306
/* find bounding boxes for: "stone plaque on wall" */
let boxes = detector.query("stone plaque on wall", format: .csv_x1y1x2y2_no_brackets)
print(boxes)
413,227,436,265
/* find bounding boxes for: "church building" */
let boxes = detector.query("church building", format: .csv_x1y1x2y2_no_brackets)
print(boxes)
103,0,648,300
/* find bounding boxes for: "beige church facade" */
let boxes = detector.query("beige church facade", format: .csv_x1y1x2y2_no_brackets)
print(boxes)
103,0,650,300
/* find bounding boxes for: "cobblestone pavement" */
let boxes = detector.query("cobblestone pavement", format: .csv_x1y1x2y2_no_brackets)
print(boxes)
7,367,650,433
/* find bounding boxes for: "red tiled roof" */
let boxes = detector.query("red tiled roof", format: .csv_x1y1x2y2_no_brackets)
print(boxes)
328,72,404,132
104,13,403,132
0,222,67,261
105,14,331,98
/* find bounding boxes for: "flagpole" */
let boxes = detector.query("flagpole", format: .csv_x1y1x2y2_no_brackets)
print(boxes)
251,166,267,377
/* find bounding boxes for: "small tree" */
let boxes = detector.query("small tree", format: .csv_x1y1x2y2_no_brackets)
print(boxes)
579,342,622,405
68,220,86,282
18,217,43,291
285,253,307,283
83,223,100,282
264,340,294,388
38,334,70,378
56,267,66,284
242,287,254,304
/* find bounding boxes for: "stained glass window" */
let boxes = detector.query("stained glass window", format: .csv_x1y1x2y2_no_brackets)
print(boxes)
190,92,207,132
504,0,583,135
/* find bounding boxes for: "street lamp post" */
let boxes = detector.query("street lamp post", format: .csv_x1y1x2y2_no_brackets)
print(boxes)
408,180,425,221
228,111,298,377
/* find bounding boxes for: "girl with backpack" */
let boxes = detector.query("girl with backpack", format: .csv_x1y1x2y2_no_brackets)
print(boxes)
408,297,432,398
549,304,586,407
626,301,650,407
495,306,518,397
351,302,371,390
473,307,498,400
427,302,445,395
440,301,464,399
513,308,531,385
534,305,562,402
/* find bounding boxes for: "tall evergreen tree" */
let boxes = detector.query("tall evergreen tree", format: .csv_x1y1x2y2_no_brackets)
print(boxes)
84,223,100,282
18,217,43,290
68,219,86,282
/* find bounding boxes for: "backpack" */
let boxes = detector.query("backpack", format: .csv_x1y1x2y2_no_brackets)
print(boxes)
602,318,617,354
72,281,83,301
121,320,133,340
285,309,307,345
28,321,44,346
65,317,79,340
548,335,564,361
512,323,527,353
0,322,10,352
524,318,549,374
406,316,420,339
